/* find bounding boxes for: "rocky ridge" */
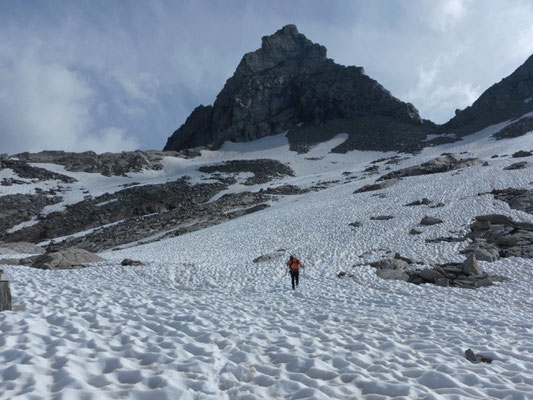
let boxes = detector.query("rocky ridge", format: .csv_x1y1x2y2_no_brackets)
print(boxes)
445,54,533,135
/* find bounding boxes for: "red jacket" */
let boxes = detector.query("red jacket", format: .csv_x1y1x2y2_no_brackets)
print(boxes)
287,259,304,271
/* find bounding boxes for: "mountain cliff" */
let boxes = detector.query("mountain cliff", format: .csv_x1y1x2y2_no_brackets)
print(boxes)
164,25,434,153
445,53,533,135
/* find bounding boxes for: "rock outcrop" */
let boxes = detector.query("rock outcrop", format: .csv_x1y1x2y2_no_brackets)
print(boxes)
462,214,533,260
164,25,433,154
378,154,483,181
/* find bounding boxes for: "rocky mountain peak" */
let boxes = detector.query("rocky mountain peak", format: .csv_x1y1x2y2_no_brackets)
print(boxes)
164,25,431,153
236,24,327,76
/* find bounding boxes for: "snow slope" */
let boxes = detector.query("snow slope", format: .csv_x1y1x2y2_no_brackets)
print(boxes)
1,125,533,399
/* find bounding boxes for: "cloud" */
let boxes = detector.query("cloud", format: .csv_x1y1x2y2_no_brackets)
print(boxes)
0,45,140,154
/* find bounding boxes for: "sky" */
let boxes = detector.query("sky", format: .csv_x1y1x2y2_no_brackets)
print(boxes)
1,0,533,155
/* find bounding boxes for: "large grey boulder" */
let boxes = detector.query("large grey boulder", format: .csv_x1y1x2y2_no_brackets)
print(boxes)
420,216,443,226
463,254,483,276
376,269,409,281
30,248,105,270
0,242,45,255
419,269,444,283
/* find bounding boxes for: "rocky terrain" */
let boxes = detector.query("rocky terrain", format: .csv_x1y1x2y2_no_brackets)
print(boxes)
10,150,193,177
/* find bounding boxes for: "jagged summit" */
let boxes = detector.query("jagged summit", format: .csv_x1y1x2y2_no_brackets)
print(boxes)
164,24,431,153
236,24,328,76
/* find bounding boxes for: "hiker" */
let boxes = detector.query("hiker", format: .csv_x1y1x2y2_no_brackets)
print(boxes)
286,255,304,290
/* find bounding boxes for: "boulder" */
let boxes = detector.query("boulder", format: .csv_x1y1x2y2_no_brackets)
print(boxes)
435,278,450,287
471,220,491,231
253,252,284,263
463,254,483,276
419,269,444,283
370,215,394,220
512,150,532,158
375,269,409,281
394,253,414,264
465,348,492,364
409,228,422,235
353,179,399,193
504,161,533,170
405,198,431,206
121,258,143,266
420,216,443,225
30,248,105,270
496,236,519,247
472,247,500,262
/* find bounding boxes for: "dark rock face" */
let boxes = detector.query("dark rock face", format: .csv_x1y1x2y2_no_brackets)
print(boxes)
445,53,533,135
0,193,61,232
164,25,433,153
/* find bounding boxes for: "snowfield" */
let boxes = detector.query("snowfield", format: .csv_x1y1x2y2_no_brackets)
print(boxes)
1,125,533,399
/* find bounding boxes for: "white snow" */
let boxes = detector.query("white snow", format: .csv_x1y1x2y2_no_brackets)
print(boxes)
1,126,533,399
525,97,532,104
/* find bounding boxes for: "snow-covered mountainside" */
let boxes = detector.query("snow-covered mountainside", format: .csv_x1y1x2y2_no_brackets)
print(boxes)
1,118,533,399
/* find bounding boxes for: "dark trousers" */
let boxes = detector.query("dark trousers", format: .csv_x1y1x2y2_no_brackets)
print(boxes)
290,270,299,290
